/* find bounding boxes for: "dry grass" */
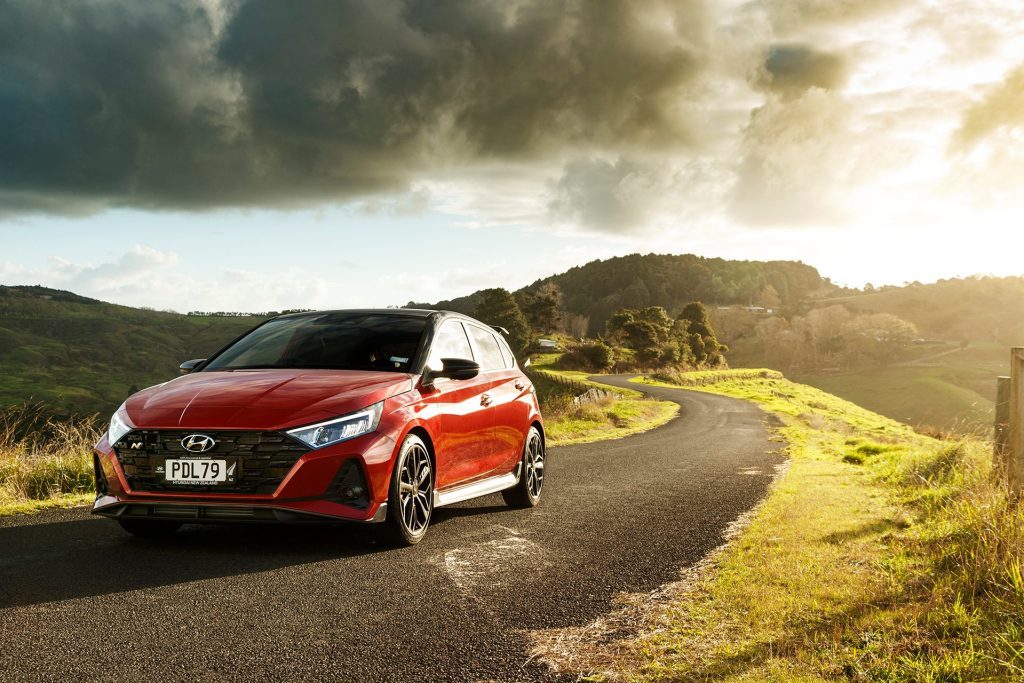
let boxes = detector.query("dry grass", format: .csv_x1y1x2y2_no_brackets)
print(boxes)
0,404,98,513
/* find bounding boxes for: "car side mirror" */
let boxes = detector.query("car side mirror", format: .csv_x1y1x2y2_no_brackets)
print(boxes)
424,358,480,386
179,358,206,375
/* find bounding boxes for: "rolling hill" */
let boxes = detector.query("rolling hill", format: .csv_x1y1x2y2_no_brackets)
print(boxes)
1,260,1020,432
811,276,1024,344
0,285,266,417
412,253,831,333
792,277,1024,430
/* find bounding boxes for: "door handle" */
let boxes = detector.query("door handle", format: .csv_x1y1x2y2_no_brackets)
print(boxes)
514,381,525,391
480,393,493,407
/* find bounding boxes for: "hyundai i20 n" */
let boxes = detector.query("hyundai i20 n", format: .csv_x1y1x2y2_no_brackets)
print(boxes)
92,309,545,545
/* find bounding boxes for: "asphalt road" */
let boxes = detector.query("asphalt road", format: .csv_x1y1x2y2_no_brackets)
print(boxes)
0,377,783,683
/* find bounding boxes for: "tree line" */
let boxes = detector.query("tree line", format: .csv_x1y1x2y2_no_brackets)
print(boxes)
411,252,829,337
471,285,726,373
713,304,920,371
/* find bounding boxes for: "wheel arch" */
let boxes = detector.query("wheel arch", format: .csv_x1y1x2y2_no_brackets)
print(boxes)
530,419,546,451
406,425,437,472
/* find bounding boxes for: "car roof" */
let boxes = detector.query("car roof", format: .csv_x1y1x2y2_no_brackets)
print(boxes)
275,308,459,321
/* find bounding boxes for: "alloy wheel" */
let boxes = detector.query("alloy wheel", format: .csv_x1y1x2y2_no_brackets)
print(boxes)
525,432,544,499
398,443,432,534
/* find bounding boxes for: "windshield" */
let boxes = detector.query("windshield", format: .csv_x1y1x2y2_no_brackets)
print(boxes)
203,313,427,373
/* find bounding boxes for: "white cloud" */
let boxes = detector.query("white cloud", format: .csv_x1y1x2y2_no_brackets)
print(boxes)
1,245,350,313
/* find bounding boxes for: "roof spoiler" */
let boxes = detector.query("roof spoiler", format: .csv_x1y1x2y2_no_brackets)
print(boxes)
492,325,510,335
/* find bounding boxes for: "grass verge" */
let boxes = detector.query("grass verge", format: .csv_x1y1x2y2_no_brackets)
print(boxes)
532,371,1024,681
530,354,678,446
0,404,98,515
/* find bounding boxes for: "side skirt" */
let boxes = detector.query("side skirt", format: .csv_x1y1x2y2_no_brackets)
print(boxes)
433,465,521,508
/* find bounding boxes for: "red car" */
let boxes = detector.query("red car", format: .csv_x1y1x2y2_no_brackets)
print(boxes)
92,309,545,545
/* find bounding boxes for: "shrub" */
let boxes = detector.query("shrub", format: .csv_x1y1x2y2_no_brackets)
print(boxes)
555,341,615,372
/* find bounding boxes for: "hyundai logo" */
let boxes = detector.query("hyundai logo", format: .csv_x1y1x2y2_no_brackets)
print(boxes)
180,434,216,453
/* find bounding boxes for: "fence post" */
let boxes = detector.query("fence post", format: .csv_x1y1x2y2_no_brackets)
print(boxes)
1008,349,1024,494
996,375,1011,473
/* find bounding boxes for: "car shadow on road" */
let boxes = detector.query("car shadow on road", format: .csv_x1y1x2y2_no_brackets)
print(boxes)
0,515,390,609
430,502,511,525
1,499,533,610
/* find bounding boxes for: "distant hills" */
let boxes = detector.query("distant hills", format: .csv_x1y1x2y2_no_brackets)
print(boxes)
0,285,265,416
811,276,1024,345
412,253,831,333
2,257,1022,423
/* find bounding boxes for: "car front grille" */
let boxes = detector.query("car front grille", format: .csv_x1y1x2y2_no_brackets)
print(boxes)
113,430,308,495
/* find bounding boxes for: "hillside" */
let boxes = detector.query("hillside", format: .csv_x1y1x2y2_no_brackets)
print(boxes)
413,253,830,334
812,275,1024,344
2,265,1020,431
0,286,266,417
721,276,1024,430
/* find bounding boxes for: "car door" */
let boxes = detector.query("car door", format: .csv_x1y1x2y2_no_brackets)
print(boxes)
464,323,519,477
489,334,533,473
422,320,495,489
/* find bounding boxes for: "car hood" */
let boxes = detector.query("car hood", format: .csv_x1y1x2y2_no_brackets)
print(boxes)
124,369,414,431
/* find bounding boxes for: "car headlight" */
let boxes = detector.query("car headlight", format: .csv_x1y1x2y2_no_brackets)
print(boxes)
107,404,133,445
286,402,384,449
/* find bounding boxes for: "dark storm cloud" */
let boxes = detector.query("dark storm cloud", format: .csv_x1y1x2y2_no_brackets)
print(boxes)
759,45,846,95
0,0,708,214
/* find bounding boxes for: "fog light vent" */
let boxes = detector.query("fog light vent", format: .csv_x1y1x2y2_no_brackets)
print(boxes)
326,459,370,509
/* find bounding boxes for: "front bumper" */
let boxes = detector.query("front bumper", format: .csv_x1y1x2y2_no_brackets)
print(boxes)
92,497,388,524
92,428,399,524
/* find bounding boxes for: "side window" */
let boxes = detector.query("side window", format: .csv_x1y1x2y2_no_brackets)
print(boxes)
427,321,473,369
467,325,505,371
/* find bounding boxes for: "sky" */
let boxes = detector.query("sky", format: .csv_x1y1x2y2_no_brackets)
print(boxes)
2,0,1024,312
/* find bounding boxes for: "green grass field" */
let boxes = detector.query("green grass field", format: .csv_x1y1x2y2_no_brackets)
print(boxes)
790,343,1007,432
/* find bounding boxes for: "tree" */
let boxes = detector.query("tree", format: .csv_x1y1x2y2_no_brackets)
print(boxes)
679,302,726,366
515,283,563,333
473,288,532,355
606,310,635,341
563,313,590,338
604,305,697,369
842,313,917,366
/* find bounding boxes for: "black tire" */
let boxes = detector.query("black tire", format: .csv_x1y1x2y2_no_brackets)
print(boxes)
378,433,434,547
503,426,544,508
118,519,183,537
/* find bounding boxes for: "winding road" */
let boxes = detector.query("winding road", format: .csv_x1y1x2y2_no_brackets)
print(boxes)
0,377,783,682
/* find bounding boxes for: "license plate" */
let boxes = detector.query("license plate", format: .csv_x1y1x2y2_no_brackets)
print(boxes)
164,459,228,483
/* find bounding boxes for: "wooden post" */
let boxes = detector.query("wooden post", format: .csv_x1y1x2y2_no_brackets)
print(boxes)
996,375,1011,474
1008,349,1024,493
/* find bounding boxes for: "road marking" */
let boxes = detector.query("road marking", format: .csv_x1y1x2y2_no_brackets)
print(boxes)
437,528,550,594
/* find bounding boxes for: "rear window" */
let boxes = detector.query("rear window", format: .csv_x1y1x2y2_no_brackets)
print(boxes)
203,313,427,372
496,335,515,368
